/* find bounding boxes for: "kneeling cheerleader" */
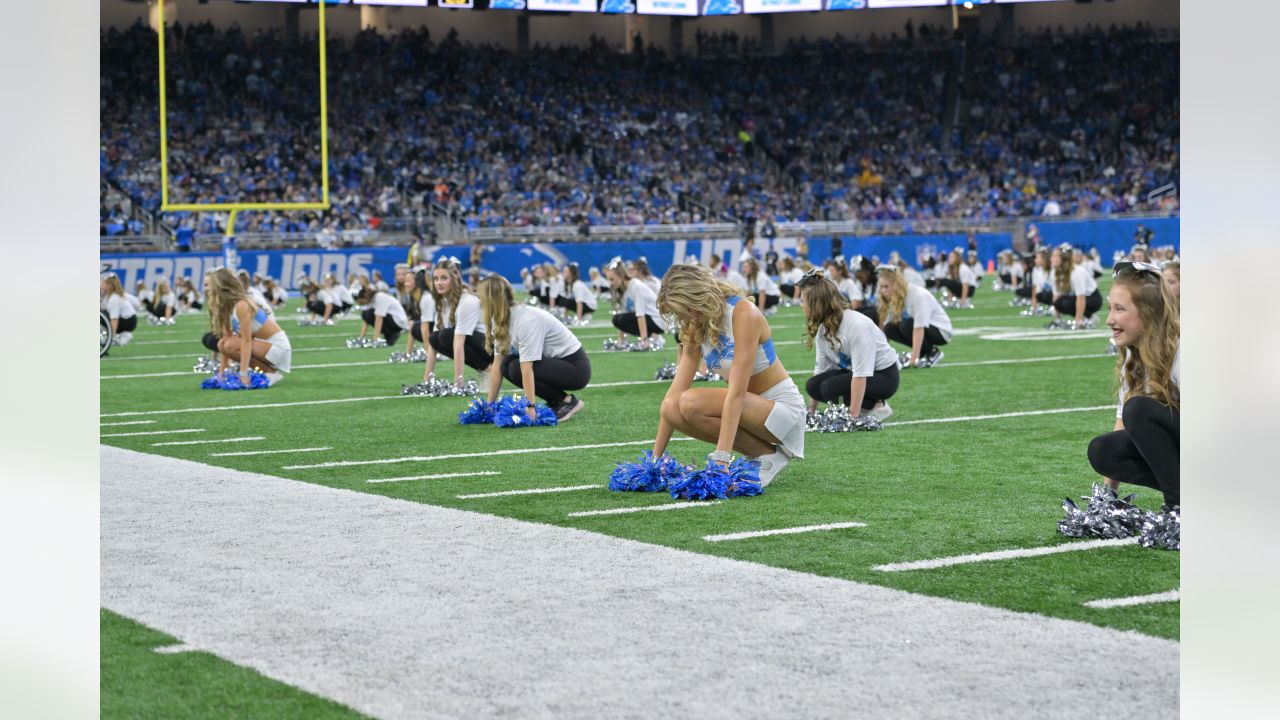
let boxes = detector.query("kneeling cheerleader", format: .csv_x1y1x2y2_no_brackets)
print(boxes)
206,268,290,386
649,263,806,486
425,259,494,388
798,272,900,421
100,275,138,346
877,264,953,368
478,276,591,423
355,283,410,346
607,259,668,348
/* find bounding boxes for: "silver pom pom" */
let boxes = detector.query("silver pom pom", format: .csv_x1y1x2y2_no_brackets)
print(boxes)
1058,483,1148,539
1105,338,1118,355
388,349,427,363
297,318,333,327
897,351,913,369
693,370,722,382
193,355,218,373
602,338,625,352
805,405,882,433
1138,506,1180,550
346,337,388,349
654,361,677,380
402,376,480,397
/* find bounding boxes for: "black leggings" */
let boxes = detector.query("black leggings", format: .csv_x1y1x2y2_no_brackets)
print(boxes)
882,318,949,357
554,296,596,314
428,328,493,371
361,308,403,346
115,315,138,333
853,305,879,326
306,299,327,316
1053,289,1104,318
1087,396,1180,506
145,300,171,317
937,278,978,298
757,294,780,310
500,347,592,406
779,283,797,299
806,364,900,410
612,312,666,337
410,321,435,343
201,331,219,352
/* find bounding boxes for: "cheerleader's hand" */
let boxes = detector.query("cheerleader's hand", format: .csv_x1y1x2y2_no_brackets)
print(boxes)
526,406,539,423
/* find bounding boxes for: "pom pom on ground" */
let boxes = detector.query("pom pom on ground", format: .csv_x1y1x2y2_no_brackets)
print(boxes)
492,396,557,428
1058,483,1147,539
458,399,496,424
346,337,388,349
388,348,429,363
200,376,222,389
193,356,218,373
404,377,479,397
608,451,687,492
202,371,270,391
1139,506,1180,551
654,361,677,381
806,405,882,433
668,458,764,500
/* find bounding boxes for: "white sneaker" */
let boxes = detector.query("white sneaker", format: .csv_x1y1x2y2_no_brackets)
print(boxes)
265,371,284,387
867,401,893,422
114,332,133,346
754,449,790,487
476,371,491,395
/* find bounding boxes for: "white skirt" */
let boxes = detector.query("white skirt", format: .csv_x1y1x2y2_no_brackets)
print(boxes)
263,330,292,373
759,376,806,459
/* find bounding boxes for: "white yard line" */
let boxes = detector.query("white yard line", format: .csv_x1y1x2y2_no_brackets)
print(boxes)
210,447,332,457
883,406,1114,428
101,394,416,418
366,471,502,484
102,359,393,380
100,420,157,427
568,501,722,518
938,354,1108,367
703,522,867,543
457,484,602,500
101,428,205,438
109,346,349,361
872,538,1138,572
1083,590,1180,610
284,437,694,470
152,436,266,447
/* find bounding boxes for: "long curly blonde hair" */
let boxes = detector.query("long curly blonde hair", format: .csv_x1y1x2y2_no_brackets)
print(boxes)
476,275,515,356
1116,271,1180,410
656,264,741,348
205,268,250,335
1054,248,1076,294
800,277,849,350
877,267,908,329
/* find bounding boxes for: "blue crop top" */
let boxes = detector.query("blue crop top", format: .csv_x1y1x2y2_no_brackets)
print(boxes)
700,296,777,374
231,306,270,334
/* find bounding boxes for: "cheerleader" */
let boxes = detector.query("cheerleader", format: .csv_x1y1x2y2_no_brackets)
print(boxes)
710,253,750,294
1162,261,1180,299
630,257,661,296
606,260,667,347
355,283,409,346
262,278,288,307
147,279,176,319
1087,261,1180,508
303,279,340,323
175,278,202,312
1017,249,1054,313
1051,245,1103,328
778,256,804,300
877,264,952,367
205,267,290,386
830,259,860,305
650,263,805,486
424,260,493,386
997,250,1024,292
967,250,984,285
897,259,927,289
372,270,390,293
324,274,355,315
100,275,138,345
589,267,610,297
937,249,978,308
399,268,433,355
742,256,781,314
554,263,597,323
236,270,271,312
798,272,899,420
134,281,153,312
478,275,590,422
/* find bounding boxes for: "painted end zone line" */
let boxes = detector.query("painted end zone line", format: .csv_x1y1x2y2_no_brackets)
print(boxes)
100,420,157,427
703,521,867,543
211,447,332,457
569,501,721,517
1083,590,1180,609
152,436,266,447
285,437,693,470
367,471,502,484
884,405,1115,428
457,484,601,500
101,428,205,438
873,537,1138,572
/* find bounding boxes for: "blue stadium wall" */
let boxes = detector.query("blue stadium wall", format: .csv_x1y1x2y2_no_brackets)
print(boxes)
102,217,1179,293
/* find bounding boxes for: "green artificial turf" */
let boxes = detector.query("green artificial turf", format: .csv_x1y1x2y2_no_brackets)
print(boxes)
101,284,1179,643
101,609,367,719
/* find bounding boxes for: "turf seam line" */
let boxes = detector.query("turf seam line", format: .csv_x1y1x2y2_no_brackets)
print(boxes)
284,437,695,470
872,537,1138,572
1082,590,1180,609
569,501,722,517
101,428,206,438
882,405,1115,427
366,471,502,484
152,436,266,446
457,484,602,499
99,420,157,427
703,522,868,542
210,447,332,457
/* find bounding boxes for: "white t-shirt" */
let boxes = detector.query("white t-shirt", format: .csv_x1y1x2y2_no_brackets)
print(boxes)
1008,262,1025,280
453,292,485,335
903,285,953,340
751,271,781,297
124,293,144,312
624,279,667,329
814,309,898,377
418,292,435,325
1118,345,1180,419
641,275,661,296
317,288,335,306
1032,266,1051,293
724,271,750,294
157,291,176,308
271,286,289,304
332,284,355,305
959,264,977,287
1070,265,1099,297
837,278,864,303
571,280,597,310
372,291,408,329
509,305,583,362
102,293,136,320
969,262,984,280
547,276,565,303
249,287,269,309
903,267,926,288
780,268,804,286
137,288,154,303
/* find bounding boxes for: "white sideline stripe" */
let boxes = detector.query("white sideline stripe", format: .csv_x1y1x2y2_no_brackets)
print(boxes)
100,420,157,427
110,346,348,361
286,437,694,470
457,484,601,500
101,394,416,417
152,436,266,447
872,538,1138,572
153,643,198,655
101,359,392,380
366,471,502,484
101,428,205,438
1083,590,1180,610
938,354,1108,368
211,447,332,457
703,521,867,543
569,501,721,517
981,330,1112,341
884,405,1114,428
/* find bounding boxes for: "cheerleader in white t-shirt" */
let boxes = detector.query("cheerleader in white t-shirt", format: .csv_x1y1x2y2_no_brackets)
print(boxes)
710,253,750,294
896,259,927,289
1017,249,1054,314
553,263,597,324
134,281,153,311
478,276,591,423
629,257,661,296
936,249,978,308
100,275,138,345
797,272,900,420
263,278,288,307
777,256,804,300
606,260,668,348
398,268,432,355
323,275,354,315
175,278,202,312
877,264,953,367
1050,245,1103,328
355,284,409,346
742,256,781,313
147,279,176,319
589,267,611,297
424,260,493,386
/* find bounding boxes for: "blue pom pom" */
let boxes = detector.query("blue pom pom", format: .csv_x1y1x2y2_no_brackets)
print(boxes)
201,376,222,390
249,372,270,389
609,451,687,492
493,396,558,428
668,458,764,500
458,399,496,425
